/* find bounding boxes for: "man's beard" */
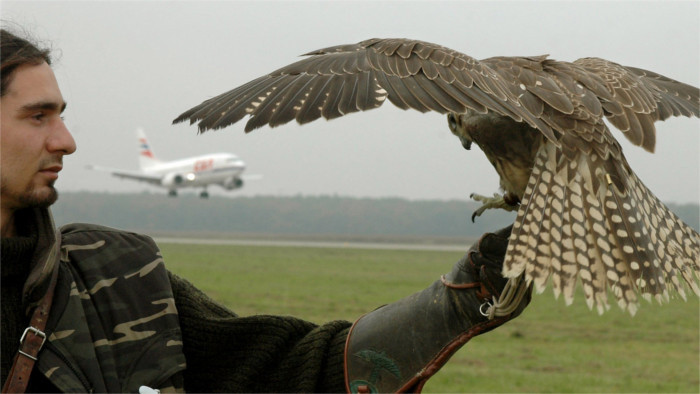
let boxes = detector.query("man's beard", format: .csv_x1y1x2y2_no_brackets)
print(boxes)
0,179,59,209
2,156,64,210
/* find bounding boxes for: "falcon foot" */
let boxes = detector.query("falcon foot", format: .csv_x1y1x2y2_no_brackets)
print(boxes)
481,275,531,319
470,192,519,222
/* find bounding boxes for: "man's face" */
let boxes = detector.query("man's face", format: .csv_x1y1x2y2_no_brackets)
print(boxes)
0,62,76,211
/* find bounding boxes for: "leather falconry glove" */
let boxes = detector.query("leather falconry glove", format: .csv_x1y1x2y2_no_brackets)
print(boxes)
344,225,531,393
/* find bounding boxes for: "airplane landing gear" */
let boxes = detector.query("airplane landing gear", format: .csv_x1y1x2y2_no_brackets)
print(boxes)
200,190,209,199
168,190,177,197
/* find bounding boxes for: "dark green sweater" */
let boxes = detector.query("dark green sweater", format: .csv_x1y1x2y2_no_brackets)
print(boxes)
170,272,350,392
2,235,350,392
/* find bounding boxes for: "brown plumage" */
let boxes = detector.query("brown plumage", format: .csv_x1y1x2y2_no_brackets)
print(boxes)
173,38,700,315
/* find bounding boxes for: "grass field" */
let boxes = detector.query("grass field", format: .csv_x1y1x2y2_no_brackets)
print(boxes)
159,241,700,393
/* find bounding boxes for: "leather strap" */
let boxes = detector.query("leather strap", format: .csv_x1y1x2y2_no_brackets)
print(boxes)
2,266,59,393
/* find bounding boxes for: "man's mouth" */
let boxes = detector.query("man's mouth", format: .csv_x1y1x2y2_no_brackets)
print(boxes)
39,165,62,180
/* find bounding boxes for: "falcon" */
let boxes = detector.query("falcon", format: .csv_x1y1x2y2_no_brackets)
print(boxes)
173,38,700,315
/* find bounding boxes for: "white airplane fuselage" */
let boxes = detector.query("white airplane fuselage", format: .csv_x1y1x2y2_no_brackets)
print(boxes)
89,128,255,197
145,153,246,191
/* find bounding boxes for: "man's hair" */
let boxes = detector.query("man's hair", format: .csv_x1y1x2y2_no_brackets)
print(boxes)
1,27,52,97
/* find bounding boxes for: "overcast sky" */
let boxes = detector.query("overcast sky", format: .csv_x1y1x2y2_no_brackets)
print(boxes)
3,1,699,204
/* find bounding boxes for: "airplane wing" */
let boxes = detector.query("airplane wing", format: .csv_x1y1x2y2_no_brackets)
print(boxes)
86,165,163,186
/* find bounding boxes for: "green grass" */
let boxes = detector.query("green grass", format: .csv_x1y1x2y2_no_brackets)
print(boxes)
160,242,700,393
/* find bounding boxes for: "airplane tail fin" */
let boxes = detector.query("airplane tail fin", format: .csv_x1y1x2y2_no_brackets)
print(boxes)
137,128,161,170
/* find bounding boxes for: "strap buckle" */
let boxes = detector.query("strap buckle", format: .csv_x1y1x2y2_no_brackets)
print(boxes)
18,326,47,361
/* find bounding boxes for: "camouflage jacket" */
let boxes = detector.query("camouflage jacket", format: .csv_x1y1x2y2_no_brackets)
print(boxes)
26,208,186,392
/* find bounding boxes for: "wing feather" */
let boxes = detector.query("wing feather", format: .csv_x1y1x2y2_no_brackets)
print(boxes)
354,70,382,112
432,77,488,114
548,152,579,303
295,76,336,124
172,75,271,130
320,74,345,120
267,74,317,127
528,162,556,293
574,57,700,152
399,73,447,112
371,70,410,110
337,73,360,115
413,73,466,113
557,181,582,305
392,55,412,78
205,77,282,132
382,74,431,112
244,74,311,132
505,133,700,315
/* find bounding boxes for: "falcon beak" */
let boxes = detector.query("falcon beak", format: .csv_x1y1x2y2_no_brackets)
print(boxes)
462,140,472,150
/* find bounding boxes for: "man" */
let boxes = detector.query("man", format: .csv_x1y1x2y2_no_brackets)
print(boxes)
0,27,530,393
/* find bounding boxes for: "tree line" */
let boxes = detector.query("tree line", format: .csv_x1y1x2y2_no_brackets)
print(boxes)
51,192,699,241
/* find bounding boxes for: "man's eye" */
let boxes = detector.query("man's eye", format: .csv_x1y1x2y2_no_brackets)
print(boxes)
31,113,45,121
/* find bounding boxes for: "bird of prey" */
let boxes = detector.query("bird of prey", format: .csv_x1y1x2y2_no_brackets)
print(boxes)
173,38,700,315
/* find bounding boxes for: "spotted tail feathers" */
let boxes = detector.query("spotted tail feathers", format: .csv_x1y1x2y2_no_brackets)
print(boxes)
504,142,700,315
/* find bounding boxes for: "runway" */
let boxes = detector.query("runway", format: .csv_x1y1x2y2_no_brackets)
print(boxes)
153,236,471,252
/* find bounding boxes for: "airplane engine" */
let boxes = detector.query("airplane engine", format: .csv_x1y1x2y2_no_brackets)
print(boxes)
162,173,186,188
222,177,243,190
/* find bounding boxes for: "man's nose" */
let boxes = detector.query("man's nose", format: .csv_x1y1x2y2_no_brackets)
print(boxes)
47,118,77,155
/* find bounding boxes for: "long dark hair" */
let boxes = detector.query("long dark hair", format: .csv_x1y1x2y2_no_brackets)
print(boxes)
1,27,52,97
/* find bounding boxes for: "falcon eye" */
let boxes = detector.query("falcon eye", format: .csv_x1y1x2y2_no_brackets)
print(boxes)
447,114,457,131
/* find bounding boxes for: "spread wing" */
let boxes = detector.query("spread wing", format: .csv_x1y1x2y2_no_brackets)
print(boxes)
174,38,700,314
174,38,567,143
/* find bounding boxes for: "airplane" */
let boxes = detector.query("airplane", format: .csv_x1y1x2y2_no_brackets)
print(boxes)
88,128,258,198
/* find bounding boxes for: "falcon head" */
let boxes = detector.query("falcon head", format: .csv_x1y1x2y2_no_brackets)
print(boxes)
447,113,472,150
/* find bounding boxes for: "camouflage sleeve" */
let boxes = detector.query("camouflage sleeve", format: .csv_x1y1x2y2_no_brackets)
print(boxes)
168,271,350,392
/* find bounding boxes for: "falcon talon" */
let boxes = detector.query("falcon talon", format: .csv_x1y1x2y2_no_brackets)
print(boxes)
470,192,514,221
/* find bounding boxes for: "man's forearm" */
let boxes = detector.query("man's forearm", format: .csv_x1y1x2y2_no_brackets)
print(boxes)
169,272,351,392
